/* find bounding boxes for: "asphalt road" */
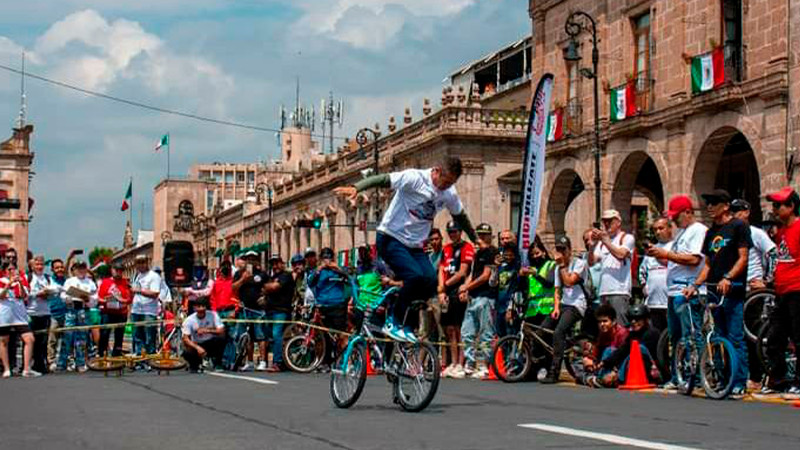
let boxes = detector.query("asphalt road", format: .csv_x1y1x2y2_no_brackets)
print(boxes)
2,371,799,450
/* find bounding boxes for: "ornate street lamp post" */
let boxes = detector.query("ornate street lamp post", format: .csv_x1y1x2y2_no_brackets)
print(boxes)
194,213,210,266
564,10,602,224
256,183,273,257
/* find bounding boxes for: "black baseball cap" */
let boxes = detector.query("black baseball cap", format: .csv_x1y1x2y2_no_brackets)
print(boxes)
555,235,571,248
476,223,493,235
304,248,317,257
269,254,283,262
730,199,750,212
319,247,334,260
701,189,732,205
446,221,461,232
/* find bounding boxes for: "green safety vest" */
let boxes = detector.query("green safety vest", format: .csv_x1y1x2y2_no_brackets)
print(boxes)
525,260,556,318
356,271,383,311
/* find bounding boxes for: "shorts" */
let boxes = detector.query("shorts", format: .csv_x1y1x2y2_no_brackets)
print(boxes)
0,324,32,336
440,294,467,327
86,308,102,326
238,309,267,342
318,305,348,334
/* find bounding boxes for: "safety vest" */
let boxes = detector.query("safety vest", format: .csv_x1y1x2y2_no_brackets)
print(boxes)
525,260,556,318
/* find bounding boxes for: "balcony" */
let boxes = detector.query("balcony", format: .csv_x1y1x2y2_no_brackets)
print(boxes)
723,41,743,83
564,98,582,136
633,75,655,113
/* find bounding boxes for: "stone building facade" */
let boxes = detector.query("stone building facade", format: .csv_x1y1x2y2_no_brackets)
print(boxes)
0,125,34,264
530,0,800,247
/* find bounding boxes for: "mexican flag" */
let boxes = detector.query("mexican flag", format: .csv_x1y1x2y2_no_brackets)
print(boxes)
546,109,564,142
610,81,636,122
154,134,169,152
120,180,132,212
691,47,725,94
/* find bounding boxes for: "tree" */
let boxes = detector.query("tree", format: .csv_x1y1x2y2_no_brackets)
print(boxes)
89,247,115,266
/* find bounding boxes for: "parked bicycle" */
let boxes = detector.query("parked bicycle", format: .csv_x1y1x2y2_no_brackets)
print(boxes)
283,307,341,373
330,280,440,412
673,283,740,399
232,306,265,371
489,304,588,383
743,288,776,343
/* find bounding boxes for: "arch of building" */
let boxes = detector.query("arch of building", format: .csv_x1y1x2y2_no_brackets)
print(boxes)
609,149,666,231
540,157,590,247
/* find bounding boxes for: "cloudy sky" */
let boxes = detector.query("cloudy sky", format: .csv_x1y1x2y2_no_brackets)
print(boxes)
0,0,529,258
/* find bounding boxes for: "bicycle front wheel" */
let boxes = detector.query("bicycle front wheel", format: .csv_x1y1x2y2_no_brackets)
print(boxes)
744,290,773,343
700,337,737,400
148,356,187,371
87,356,126,372
330,340,367,409
394,342,440,412
656,328,672,382
233,333,251,371
491,335,531,383
564,336,589,381
284,333,326,373
674,338,698,396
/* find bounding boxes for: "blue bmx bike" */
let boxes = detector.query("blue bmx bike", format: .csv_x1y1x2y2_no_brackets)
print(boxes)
330,279,440,412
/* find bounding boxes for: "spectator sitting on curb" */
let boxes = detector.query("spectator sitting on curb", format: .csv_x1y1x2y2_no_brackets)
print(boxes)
594,305,661,388
582,304,628,387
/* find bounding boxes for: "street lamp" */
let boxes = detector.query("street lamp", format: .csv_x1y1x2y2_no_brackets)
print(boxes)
356,126,382,219
194,213,210,267
256,182,273,257
564,10,602,224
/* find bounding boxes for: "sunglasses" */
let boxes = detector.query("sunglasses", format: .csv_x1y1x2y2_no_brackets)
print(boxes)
772,201,792,209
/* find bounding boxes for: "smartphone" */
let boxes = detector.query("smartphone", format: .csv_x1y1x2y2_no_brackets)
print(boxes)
246,263,254,274
592,222,601,229
73,249,84,255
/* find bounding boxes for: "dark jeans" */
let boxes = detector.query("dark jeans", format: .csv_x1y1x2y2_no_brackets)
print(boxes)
99,314,127,357
131,313,158,355
711,292,748,389
29,315,51,373
264,311,288,365
766,291,800,384
539,305,582,368
601,295,631,326
182,336,225,371
376,232,437,326
650,308,667,334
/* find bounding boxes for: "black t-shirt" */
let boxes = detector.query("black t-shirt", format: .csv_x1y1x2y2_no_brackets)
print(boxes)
702,218,752,286
470,246,499,299
265,271,295,313
234,269,267,309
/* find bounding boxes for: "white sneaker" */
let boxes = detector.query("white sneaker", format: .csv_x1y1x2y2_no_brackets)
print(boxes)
2,370,10,378
48,363,57,373
22,369,42,378
239,361,254,372
77,366,88,374
463,364,475,376
472,365,489,379
256,361,268,371
441,364,455,378
450,365,466,379
537,367,548,382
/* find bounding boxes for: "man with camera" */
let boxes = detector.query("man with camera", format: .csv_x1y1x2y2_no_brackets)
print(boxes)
232,250,268,371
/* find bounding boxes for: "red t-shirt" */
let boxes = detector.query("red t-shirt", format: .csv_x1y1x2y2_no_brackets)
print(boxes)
97,277,132,314
441,241,475,294
210,277,236,311
774,218,800,295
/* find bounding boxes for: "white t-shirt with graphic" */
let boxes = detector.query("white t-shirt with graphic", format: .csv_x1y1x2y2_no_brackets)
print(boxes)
667,221,708,296
555,257,588,315
182,311,223,344
593,231,636,296
377,169,463,248
748,225,776,282
640,241,672,309
132,270,163,316
28,273,59,316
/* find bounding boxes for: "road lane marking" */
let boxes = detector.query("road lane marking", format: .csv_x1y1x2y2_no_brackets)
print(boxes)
518,423,703,450
207,372,278,385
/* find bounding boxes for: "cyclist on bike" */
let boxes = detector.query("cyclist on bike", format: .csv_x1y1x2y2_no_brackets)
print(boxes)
763,186,800,398
333,156,477,343
541,235,588,384
515,236,556,325
684,189,752,398
307,247,350,371
648,194,707,390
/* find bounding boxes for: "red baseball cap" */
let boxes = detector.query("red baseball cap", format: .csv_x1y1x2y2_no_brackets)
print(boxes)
766,186,797,203
665,195,694,220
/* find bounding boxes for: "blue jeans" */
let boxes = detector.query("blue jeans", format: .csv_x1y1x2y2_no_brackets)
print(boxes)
712,294,748,389
669,295,703,384
58,308,86,369
217,309,237,368
237,309,267,342
264,311,288,365
461,296,495,366
132,313,157,355
495,298,511,338
376,232,437,326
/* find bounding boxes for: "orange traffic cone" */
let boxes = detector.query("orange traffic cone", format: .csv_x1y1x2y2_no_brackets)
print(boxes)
618,339,655,391
485,345,506,381
365,346,377,376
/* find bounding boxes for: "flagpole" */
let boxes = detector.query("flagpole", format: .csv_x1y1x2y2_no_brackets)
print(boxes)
128,176,133,229
166,132,171,180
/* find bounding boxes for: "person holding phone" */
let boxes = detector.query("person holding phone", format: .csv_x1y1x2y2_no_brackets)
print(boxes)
58,261,98,373
588,210,636,326
231,250,268,371
638,217,673,332
0,262,38,378
541,236,588,384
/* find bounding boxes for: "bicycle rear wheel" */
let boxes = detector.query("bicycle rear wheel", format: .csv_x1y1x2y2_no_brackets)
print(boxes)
87,356,126,372
756,321,797,380
148,355,187,371
656,328,672,382
744,290,773,343
284,333,326,373
233,332,251,371
330,340,367,409
394,342,440,412
564,337,588,381
674,338,698,396
491,336,531,383
700,337,737,399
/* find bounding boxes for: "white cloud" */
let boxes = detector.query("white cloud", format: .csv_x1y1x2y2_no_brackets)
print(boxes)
292,0,475,49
